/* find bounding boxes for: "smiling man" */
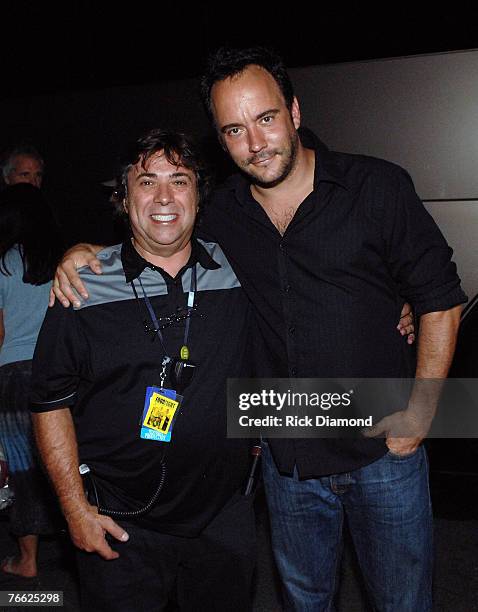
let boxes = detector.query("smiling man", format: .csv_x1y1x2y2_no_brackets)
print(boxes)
30,130,255,611
122,147,198,274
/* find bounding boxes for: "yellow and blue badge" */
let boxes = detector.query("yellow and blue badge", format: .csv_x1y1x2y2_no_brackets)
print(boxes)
140,386,182,442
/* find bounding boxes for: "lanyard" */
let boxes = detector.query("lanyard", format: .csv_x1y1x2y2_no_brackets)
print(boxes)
130,265,197,359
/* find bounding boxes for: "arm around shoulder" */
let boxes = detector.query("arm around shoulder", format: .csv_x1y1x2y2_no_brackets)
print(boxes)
50,243,105,308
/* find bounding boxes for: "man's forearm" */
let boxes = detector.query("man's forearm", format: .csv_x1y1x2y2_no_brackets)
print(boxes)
32,408,89,520
408,304,463,427
32,407,129,558
415,305,462,379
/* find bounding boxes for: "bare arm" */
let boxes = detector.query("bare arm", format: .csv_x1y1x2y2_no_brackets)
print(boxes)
50,243,105,308
32,408,128,559
369,304,462,453
414,305,462,378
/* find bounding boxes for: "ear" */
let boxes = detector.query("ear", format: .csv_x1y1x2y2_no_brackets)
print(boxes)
291,96,301,130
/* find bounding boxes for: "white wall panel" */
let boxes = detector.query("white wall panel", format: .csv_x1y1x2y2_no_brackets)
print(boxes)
291,50,478,201
424,201,478,299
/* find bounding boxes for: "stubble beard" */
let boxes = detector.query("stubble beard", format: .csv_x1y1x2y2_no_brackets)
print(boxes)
241,129,300,189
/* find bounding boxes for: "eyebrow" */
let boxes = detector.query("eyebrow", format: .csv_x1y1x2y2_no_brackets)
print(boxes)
220,108,280,134
135,171,193,181
135,172,156,181
170,172,192,180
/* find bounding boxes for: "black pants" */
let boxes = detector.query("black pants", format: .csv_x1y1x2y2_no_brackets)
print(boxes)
76,493,256,612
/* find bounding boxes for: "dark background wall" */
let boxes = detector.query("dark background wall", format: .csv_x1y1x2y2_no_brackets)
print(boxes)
1,3,477,245
1,49,477,298
0,78,212,245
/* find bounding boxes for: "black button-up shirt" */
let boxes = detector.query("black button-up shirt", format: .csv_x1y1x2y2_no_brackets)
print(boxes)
200,131,467,477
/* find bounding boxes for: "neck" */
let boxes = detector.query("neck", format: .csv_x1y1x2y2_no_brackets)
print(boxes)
132,238,192,277
251,143,315,207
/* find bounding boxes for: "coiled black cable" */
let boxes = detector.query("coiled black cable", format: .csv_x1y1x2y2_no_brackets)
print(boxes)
80,462,167,518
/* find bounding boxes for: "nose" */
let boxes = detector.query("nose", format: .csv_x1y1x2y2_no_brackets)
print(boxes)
154,183,173,205
247,126,267,153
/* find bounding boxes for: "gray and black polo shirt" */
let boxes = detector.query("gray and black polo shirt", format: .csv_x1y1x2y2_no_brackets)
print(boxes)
31,238,253,536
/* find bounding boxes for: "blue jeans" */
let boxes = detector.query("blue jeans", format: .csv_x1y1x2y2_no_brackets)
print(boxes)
262,442,433,612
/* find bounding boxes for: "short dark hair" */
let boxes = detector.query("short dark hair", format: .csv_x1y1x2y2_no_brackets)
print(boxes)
115,129,210,214
200,46,295,122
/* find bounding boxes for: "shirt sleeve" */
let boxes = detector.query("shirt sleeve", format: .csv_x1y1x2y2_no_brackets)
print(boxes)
30,302,88,412
379,166,468,317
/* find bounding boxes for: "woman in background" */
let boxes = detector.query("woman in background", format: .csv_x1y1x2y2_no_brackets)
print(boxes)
0,183,63,579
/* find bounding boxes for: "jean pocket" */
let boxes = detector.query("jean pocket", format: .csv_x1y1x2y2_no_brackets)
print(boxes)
386,447,420,460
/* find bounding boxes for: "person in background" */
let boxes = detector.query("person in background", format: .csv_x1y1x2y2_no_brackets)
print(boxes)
0,184,63,579
2,145,44,189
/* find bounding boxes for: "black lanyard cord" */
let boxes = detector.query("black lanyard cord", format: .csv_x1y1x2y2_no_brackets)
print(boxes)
90,268,198,519
130,265,197,356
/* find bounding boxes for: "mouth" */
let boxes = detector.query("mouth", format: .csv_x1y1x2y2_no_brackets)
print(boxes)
249,152,276,167
150,213,178,222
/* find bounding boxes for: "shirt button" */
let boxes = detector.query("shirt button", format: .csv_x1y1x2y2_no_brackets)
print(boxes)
291,367,297,376
289,326,295,334
284,284,291,293
279,242,285,251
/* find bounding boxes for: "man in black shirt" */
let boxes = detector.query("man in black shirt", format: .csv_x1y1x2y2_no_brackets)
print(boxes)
31,130,255,611
198,48,465,611
52,49,466,611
